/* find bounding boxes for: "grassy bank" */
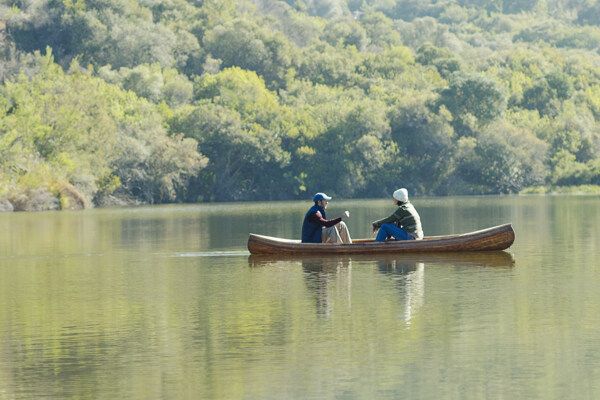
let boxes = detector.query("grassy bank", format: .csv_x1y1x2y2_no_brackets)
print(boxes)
520,185,600,195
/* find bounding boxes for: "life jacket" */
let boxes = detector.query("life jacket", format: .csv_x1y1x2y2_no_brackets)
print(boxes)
301,204,326,243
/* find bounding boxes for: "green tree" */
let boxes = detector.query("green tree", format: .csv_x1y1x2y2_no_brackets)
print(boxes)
296,95,395,198
550,150,590,186
389,97,455,194
359,45,414,80
178,67,294,200
6,0,180,69
298,0,349,18
169,103,290,201
360,10,402,49
577,2,600,25
452,122,547,194
202,17,295,89
321,18,368,50
193,67,296,134
415,42,462,78
297,41,360,86
437,71,508,133
0,51,203,209
521,71,573,117
98,64,194,108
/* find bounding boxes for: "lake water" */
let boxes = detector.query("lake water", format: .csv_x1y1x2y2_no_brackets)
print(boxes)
0,195,599,399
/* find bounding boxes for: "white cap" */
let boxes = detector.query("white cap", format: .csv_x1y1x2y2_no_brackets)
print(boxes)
393,188,408,202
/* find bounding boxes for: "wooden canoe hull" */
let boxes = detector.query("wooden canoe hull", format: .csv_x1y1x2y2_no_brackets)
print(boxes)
247,223,515,255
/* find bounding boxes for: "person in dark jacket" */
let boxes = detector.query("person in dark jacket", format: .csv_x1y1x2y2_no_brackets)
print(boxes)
301,192,352,244
372,188,423,241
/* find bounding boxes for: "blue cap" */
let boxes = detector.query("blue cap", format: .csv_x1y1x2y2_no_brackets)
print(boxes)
313,192,332,202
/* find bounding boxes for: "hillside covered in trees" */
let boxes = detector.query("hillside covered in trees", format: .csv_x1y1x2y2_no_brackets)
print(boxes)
1,0,600,210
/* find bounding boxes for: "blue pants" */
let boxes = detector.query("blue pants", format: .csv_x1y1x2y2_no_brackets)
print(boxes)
375,223,414,242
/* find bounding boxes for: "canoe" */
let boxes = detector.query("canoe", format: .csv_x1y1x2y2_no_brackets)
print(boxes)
247,223,515,255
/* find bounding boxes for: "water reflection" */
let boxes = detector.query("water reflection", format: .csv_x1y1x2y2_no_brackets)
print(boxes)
300,256,352,317
5,196,600,399
249,251,514,321
373,251,515,270
376,258,425,325
248,251,515,270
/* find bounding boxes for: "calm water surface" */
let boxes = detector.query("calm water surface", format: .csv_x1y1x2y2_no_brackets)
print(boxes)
0,196,599,399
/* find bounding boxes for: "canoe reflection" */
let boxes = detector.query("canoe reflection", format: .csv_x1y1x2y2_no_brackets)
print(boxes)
248,252,514,319
248,251,515,269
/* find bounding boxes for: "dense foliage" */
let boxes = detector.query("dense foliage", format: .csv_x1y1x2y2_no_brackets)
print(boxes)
1,0,600,209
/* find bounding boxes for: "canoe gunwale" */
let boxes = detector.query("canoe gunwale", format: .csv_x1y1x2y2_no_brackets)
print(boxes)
248,223,515,255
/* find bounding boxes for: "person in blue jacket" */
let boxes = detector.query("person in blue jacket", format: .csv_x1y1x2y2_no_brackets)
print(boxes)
301,192,352,244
